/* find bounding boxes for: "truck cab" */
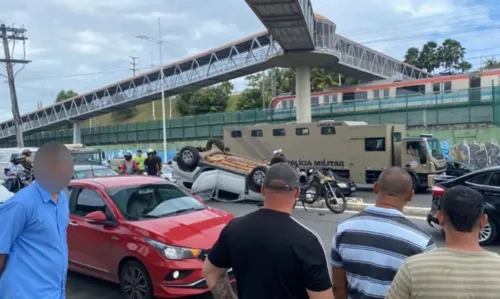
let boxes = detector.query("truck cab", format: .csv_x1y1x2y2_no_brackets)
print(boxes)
401,134,446,191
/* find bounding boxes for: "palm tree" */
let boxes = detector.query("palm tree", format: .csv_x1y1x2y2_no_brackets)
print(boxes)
417,41,440,73
484,58,500,70
438,39,466,72
404,47,420,67
310,68,339,91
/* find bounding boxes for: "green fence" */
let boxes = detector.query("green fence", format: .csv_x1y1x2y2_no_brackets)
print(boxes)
5,86,500,147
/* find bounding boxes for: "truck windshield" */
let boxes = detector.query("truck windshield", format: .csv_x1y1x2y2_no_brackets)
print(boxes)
425,139,444,160
71,151,102,165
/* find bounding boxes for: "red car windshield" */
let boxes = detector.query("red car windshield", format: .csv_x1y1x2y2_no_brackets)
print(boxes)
106,183,205,221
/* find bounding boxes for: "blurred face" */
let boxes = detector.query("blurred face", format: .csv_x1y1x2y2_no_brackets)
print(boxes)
137,151,142,157
34,147,74,194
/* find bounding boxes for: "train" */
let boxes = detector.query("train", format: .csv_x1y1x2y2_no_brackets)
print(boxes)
269,69,500,112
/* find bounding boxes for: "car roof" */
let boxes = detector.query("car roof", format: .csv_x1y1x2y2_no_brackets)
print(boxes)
74,164,109,171
71,175,169,188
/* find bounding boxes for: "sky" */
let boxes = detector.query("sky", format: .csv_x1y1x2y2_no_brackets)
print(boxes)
0,0,499,121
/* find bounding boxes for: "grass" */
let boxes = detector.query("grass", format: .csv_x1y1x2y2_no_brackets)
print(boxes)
83,94,240,127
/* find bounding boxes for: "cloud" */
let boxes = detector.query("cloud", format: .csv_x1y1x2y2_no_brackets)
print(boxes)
124,12,186,23
1,0,499,121
69,30,144,60
48,0,145,14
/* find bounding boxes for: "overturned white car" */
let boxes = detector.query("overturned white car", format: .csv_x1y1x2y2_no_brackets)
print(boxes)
171,139,270,202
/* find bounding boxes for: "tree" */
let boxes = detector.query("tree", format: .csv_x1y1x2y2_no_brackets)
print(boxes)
236,88,263,110
55,89,78,102
418,42,440,73
484,58,500,70
438,39,467,73
310,68,339,90
404,47,420,67
404,39,472,74
176,81,233,116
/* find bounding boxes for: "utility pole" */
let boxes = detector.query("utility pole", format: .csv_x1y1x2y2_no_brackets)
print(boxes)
129,56,138,76
270,68,277,99
261,70,266,110
0,24,31,147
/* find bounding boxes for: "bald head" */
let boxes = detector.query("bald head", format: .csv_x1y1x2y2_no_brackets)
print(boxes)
376,167,413,198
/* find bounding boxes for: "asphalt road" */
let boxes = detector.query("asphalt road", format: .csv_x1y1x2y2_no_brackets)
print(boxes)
67,200,499,299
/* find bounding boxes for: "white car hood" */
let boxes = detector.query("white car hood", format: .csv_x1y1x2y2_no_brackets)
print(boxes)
0,185,14,203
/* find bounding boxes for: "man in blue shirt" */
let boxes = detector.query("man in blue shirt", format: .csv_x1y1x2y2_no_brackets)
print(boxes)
0,142,74,299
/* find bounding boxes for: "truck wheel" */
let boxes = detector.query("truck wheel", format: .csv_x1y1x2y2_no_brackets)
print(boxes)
206,139,225,151
176,146,200,172
411,175,418,192
247,166,268,193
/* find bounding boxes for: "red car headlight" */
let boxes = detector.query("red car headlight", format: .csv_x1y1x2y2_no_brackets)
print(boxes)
145,238,202,260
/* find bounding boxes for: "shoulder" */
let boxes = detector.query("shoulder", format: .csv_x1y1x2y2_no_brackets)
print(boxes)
0,185,37,213
288,216,324,246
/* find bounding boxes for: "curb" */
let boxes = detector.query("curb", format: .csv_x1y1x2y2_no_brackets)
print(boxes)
297,197,430,217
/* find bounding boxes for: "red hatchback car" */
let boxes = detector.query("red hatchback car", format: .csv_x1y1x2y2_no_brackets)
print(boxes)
66,175,235,298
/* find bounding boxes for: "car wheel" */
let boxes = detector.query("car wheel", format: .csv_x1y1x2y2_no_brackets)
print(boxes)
479,218,498,246
119,260,154,299
176,146,200,172
246,166,268,193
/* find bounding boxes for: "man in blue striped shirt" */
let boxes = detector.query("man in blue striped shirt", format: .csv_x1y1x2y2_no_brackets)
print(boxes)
331,167,436,299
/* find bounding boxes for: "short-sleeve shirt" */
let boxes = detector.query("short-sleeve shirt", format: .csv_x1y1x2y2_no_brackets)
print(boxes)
331,206,436,299
0,181,69,299
387,248,500,299
134,155,146,170
144,156,161,175
207,209,332,299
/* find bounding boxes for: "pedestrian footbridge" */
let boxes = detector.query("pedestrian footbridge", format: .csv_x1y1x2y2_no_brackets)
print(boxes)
0,0,430,142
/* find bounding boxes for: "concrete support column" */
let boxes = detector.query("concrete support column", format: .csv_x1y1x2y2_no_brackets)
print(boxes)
295,66,312,123
72,121,82,144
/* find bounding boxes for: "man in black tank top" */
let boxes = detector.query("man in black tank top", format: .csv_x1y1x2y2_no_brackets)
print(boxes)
202,163,333,299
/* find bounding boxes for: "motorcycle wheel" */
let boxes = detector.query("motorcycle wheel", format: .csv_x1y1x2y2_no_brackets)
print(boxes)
325,188,347,214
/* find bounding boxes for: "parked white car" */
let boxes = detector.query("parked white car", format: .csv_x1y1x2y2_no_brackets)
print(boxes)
0,185,14,203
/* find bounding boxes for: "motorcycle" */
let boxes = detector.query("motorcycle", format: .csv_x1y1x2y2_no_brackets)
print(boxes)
296,169,347,214
3,169,32,193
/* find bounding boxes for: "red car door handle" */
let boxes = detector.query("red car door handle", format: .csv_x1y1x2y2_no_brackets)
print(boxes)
69,221,79,227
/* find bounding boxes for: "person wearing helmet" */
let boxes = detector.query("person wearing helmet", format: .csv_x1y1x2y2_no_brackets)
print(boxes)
120,152,139,175
145,149,161,176
4,154,26,191
20,149,33,171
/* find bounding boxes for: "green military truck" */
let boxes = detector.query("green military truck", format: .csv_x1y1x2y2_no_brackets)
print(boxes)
222,121,446,192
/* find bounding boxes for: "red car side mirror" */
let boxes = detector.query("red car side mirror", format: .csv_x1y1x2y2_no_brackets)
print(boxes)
84,211,106,224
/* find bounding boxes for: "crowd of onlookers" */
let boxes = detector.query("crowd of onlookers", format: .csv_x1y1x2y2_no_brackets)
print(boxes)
2,141,500,299
202,165,500,299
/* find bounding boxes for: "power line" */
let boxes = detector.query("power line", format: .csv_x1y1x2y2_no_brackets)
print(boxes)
339,5,500,37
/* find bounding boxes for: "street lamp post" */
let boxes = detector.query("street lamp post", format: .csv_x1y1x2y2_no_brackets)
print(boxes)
136,17,168,163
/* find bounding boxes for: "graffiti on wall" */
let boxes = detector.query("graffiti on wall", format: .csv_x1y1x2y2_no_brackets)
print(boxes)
440,140,500,168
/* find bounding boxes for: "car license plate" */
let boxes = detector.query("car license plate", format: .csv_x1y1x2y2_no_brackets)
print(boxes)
350,187,356,191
